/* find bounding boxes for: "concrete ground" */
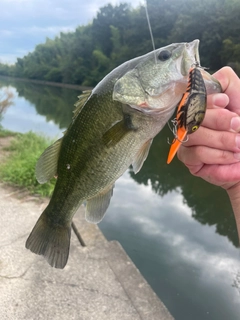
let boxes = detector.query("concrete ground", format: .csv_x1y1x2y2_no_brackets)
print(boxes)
0,183,173,320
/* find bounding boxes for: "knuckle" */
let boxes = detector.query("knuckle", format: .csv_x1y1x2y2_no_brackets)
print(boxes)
219,131,233,149
194,145,204,158
219,150,230,161
215,109,234,129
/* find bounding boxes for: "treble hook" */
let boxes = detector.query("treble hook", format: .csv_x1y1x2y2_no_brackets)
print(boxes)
167,118,189,145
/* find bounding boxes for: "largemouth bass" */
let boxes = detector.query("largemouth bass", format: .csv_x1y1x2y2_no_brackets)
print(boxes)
26,40,221,268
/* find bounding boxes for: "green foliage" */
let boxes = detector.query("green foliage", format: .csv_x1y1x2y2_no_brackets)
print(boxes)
0,131,56,197
0,63,14,76
1,0,240,83
0,127,17,137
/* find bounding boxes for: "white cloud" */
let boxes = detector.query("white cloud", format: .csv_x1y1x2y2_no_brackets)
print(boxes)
106,170,240,290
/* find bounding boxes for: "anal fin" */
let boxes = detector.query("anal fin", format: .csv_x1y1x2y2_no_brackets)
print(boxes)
85,185,114,224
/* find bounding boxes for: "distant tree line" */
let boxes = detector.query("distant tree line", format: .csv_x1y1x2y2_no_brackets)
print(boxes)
1,0,240,86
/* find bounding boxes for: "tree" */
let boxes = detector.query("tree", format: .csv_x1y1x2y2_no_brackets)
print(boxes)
1,0,240,83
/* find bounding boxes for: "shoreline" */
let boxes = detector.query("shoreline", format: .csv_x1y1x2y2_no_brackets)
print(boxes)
0,75,92,91
0,180,174,320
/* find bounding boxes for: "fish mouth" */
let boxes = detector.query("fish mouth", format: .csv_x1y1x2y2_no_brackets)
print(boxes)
182,40,222,93
200,68,222,93
181,39,200,76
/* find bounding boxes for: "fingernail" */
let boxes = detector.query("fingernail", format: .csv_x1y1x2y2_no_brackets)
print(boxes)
231,117,240,132
212,93,227,108
236,135,240,149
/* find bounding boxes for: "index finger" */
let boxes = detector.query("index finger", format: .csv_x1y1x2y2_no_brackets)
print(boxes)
213,67,240,113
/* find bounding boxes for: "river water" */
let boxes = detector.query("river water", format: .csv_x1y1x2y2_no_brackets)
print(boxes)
1,77,240,320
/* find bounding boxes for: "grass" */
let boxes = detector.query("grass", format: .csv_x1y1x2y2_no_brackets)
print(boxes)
0,130,56,197
0,126,18,137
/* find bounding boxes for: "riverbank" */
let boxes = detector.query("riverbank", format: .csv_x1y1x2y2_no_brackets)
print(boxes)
0,182,173,320
0,75,92,91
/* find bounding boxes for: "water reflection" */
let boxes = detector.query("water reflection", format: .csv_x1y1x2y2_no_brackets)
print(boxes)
0,77,240,319
0,87,14,119
100,171,240,320
0,78,79,137
129,126,239,247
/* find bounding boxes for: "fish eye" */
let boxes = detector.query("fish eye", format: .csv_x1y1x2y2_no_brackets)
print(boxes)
158,50,172,61
191,125,199,132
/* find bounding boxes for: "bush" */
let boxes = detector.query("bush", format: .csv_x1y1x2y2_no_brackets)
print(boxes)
0,131,56,197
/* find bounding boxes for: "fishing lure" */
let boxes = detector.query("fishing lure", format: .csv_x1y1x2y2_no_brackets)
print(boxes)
167,64,207,164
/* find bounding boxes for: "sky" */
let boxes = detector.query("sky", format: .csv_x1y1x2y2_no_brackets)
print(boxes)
0,0,141,65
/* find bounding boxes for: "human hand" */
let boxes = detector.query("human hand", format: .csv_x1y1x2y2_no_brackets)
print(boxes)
177,67,240,192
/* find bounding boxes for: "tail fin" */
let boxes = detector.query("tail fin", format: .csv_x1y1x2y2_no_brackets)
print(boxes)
25,211,71,269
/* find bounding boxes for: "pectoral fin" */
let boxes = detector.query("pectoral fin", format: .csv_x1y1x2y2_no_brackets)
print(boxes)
85,185,114,224
35,138,62,184
102,113,136,148
132,139,153,174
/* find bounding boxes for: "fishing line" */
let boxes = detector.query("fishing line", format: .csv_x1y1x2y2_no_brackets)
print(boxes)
144,0,157,64
167,119,178,145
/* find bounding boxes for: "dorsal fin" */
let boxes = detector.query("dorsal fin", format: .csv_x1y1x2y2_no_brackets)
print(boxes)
72,90,92,121
62,90,92,136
